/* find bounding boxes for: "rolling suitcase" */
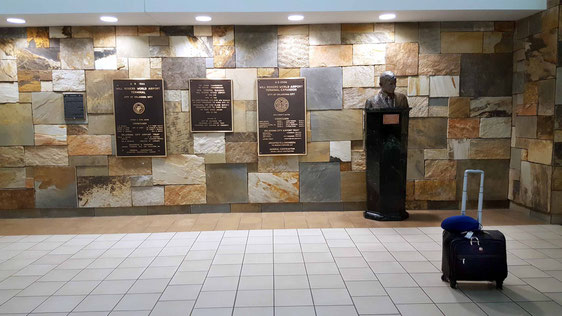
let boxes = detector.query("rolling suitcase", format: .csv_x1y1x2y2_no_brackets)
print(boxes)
441,170,508,289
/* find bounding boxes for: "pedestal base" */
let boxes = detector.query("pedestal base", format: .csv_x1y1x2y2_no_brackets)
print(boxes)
364,210,409,221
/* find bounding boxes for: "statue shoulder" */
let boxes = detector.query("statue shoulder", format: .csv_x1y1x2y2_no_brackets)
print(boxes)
394,92,409,108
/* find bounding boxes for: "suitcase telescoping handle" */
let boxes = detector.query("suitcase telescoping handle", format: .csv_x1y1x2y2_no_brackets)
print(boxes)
460,169,484,224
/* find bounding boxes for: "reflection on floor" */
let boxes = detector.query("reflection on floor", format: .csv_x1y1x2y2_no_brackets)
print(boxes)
1,224,562,315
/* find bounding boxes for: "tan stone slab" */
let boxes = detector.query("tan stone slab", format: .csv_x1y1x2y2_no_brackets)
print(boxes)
278,25,309,35
341,171,366,202
85,70,129,113
0,59,17,81
77,176,132,208
441,32,483,53
34,125,67,145
152,154,206,185
248,172,299,203
448,97,470,118
528,139,553,165
116,26,138,36
408,76,429,96
310,110,363,141
0,189,35,210
414,179,456,200
257,68,278,78
0,103,34,146
418,54,461,76
68,135,112,156
258,156,299,172
165,184,206,205
299,142,330,163
279,68,301,78
212,26,234,46
342,24,374,33
24,146,69,166
352,44,385,65
385,42,419,76
351,150,366,171
0,168,26,189
0,147,25,167
424,160,456,180
108,157,152,176
447,118,480,139
519,82,538,115
225,142,257,163
92,26,116,47
138,26,160,36
129,58,151,78
26,27,50,48
469,139,510,159
424,149,449,160
309,45,353,67
479,117,511,138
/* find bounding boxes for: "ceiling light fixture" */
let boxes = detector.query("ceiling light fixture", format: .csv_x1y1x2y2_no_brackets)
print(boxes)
196,16,212,22
100,16,118,23
288,15,304,21
379,13,396,20
6,18,26,24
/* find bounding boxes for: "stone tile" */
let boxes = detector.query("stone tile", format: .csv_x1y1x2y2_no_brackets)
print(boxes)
419,22,441,54
455,160,507,202
194,133,225,154
60,39,94,70
538,79,555,115
469,97,512,117
152,155,205,185
0,82,19,103
407,149,424,180
340,171,366,202
108,157,151,176
26,27,49,48
480,117,511,138
25,146,69,166
169,36,212,57
429,76,459,97
87,114,114,135
425,160,456,180
343,88,377,109
515,116,537,138
460,53,512,97
484,32,513,53
17,70,40,92
353,44,385,65
164,185,206,205
162,57,206,90
116,36,149,58
92,26,115,47
310,110,362,141
278,35,308,68
31,92,64,124
68,135,112,156
278,25,308,36
77,176,132,207
132,187,164,207
418,54,460,76
395,23,419,43
330,141,351,162
415,179,456,200
343,66,374,88
300,162,341,202
0,146,25,167
15,46,61,71
448,97,469,118
213,46,235,68
129,58,150,78
160,26,192,37
408,118,447,149
0,59,17,81
0,167,26,189
85,70,128,113
408,76,429,96
225,69,257,101
235,26,277,67
409,97,429,117
448,118,479,139
469,139,511,159
52,70,85,91
519,82,538,115
206,164,248,203
301,67,343,110
299,142,330,163
248,172,299,203
34,166,77,208
528,139,553,165
309,45,352,67
34,125,67,145
518,161,552,212
166,111,192,155
342,23,393,44
212,26,234,46
257,156,298,173
0,188,35,209
385,43,418,76
309,24,341,45
441,32,483,53
225,142,257,163
0,103,34,146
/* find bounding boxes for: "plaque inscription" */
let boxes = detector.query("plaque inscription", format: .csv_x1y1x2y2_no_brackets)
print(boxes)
189,79,233,132
257,78,307,156
113,79,166,157
63,94,86,121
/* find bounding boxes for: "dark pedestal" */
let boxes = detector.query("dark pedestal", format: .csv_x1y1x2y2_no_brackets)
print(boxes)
364,107,410,221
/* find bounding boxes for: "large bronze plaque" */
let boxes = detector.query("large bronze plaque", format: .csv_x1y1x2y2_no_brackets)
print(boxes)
113,79,166,157
189,79,233,132
257,78,307,156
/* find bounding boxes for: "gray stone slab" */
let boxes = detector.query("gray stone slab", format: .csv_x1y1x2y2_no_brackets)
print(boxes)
429,97,448,106
456,160,509,201
235,25,277,67
60,38,94,70
162,57,206,90
515,116,538,138
191,204,230,214
407,149,424,180
419,22,440,54
206,164,248,204
0,103,34,146
460,54,513,97
301,67,343,110
309,24,341,45
395,23,419,43
35,166,77,208
300,162,341,202
261,203,302,212
408,118,447,149
31,92,65,124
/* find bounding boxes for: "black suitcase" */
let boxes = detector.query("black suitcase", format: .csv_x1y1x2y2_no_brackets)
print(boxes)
441,229,508,289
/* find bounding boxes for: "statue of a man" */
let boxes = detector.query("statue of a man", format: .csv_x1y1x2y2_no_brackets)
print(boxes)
365,71,409,110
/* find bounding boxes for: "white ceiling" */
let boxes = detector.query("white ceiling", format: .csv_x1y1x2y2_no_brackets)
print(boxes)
0,0,546,27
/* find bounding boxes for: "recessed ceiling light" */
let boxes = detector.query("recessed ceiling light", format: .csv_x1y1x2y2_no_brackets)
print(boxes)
100,16,118,23
196,16,212,22
379,13,396,20
288,15,304,21
6,18,26,24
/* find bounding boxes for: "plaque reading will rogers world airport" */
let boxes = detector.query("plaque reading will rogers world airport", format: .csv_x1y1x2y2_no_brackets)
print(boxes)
189,79,233,132
113,79,166,157
257,78,306,156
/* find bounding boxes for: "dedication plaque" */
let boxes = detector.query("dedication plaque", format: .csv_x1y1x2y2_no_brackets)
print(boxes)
113,79,166,157
63,94,86,121
189,79,233,132
257,78,306,156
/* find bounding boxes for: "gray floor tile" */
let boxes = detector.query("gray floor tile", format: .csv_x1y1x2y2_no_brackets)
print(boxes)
128,278,169,293
276,306,316,316
233,306,273,316
55,280,101,295
436,303,487,316
397,303,444,316
202,276,239,291
73,294,122,312
235,289,273,307
306,262,340,275
0,296,47,313
150,300,195,316
377,273,418,288
308,274,345,289
238,275,273,290
91,280,135,295
346,280,386,296
195,290,236,308
34,295,86,313
423,286,472,304
311,288,353,305
315,305,358,316
387,287,432,304
502,285,551,302
275,289,313,306
477,302,531,316
275,275,309,290
352,296,398,315
113,293,160,311
160,284,201,301
241,263,273,276
16,281,65,296
170,271,207,285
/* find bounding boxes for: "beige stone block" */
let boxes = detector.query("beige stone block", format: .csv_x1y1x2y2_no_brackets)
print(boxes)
0,168,26,189
52,70,85,92
341,171,366,202
93,26,116,48
343,66,374,88
299,142,330,163
193,25,212,37
309,24,341,45
194,133,225,154
351,150,366,171
528,139,553,165
257,68,278,78
479,117,511,138
278,25,308,35
424,149,449,160
419,54,462,76
415,179,456,200
441,32,483,53
258,156,299,172
343,87,377,109
430,76,459,97
469,139,510,159
425,160,456,180
225,68,257,100
129,58,150,78
408,76,429,96
353,44,385,65
225,142,257,163
248,172,299,203
0,59,18,81
24,146,69,166
311,110,363,141
165,184,206,205
152,154,206,185
212,26,234,46
448,139,470,160
108,157,151,176
309,45,353,67
34,125,67,145
132,186,164,206
409,97,429,118
87,114,115,135
0,147,25,167
68,135,112,156
279,68,301,78
233,101,247,133
448,118,480,139
385,42,419,76
278,35,309,68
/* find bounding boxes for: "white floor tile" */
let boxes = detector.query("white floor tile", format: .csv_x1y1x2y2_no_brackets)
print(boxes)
352,296,398,314
502,285,551,302
55,280,101,295
238,275,273,290
437,303,486,316
275,275,309,290
202,276,239,291
275,289,313,306
477,302,531,316
0,295,47,313
113,293,160,311
34,295,86,313
387,287,432,304
128,278,169,294
311,288,353,305
73,294,122,312
235,289,273,307
233,306,273,316
423,286,473,304
316,305,358,316
160,284,201,301
377,273,418,288
91,280,135,295
170,271,207,285
397,303,444,316
195,290,236,308
150,300,195,316
308,274,345,289
522,277,562,292
276,306,316,316
16,281,65,296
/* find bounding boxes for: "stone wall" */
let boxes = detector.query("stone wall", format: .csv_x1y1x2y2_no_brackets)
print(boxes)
0,22,514,216
510,1,562,222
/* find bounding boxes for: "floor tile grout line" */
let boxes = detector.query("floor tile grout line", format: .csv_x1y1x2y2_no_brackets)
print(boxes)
189,231,223,315
231,231,250,316
295,229,317,316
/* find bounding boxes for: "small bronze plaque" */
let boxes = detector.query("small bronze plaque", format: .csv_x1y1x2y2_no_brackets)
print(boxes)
189,79,233,132
383,114,400,125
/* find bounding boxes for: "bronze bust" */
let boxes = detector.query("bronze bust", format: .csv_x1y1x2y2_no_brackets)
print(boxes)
365,71,409,110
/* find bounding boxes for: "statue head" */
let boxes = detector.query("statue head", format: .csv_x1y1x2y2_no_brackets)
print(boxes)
379,71,396,95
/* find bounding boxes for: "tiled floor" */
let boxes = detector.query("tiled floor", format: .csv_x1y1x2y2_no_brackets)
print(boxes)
1,224,562,315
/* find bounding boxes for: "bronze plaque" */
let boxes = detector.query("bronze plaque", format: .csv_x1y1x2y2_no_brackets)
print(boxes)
257,78,306,156
189,79,233,132
113,79,166,157
383,114,400,125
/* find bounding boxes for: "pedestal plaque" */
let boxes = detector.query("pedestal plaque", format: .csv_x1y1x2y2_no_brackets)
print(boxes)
189,79,233,132
113,79,166,157
364,107,410,221
257,78,306,156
